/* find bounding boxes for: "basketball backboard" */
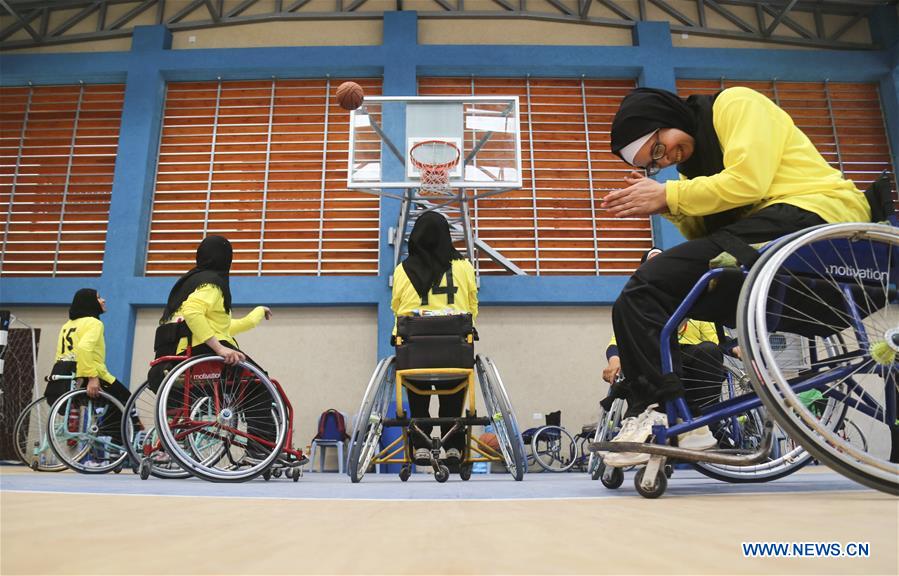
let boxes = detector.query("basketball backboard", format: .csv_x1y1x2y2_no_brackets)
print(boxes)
347,96,522,193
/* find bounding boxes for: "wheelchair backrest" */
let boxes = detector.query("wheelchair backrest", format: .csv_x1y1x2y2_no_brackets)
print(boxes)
395,313,474,371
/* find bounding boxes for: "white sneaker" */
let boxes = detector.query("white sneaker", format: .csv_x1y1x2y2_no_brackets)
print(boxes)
414,448,431,465
604,405,667,467
677,425,717,450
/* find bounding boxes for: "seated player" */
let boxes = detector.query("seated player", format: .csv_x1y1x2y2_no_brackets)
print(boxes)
391,212,478,466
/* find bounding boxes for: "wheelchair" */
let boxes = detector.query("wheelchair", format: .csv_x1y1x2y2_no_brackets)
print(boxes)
44,366,129,474
593,211,898,497
145,324,307,482
591,359,813,489
347,314,527,483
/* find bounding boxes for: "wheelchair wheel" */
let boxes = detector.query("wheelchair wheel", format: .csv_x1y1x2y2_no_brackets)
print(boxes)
476,355,527,481
587,398,625,479
155,355,288,483
47,389,129,474
348,356,394,483
121,380,189,480
739,222,899,496
693,364,817,483
14,397,66,472
634,466,667,499
531,425,576,472
597,463,624,489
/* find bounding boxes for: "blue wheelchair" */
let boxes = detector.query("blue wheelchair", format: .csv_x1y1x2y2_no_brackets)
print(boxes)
594,182,898,497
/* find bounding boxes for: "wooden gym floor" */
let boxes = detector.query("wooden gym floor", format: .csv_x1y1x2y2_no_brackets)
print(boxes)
1,465,896,575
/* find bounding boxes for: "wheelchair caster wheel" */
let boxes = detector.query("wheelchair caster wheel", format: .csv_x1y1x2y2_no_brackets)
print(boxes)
634,467,667,499
459,464,472,481
291,467,301,482
599,464,624,489
114,463,124,474
138,459,152,481
272,468,282,479
435,465,450,483
399,466,411,482
262,469,271,481
664,464,673,479
30,460,39,472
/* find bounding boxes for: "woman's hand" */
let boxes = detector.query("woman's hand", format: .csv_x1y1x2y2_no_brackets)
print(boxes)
262,306,273,320
85,377,101,398
602,172,668,217
602,356,622,384
208,338,246,366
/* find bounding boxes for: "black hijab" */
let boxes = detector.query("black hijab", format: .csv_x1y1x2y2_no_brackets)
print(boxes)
161,235,232,323
611,88,746,232
402,212,465,300
69,288,103,320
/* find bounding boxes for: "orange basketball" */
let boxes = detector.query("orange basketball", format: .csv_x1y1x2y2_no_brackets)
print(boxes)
479,432,500,451
336,81,365,110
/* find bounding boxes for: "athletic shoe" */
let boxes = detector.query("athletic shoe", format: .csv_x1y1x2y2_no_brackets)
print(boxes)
414,448,431,466
603,405,667,467
444,448,462,464
677,425,717,450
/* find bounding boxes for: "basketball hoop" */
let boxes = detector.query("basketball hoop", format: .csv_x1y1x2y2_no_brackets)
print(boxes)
409,140,460,196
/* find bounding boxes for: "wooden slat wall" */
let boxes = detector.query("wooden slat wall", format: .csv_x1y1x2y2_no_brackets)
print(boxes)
419,77,650,276
146,78,382,276
677,79,897,203
0,84,124,276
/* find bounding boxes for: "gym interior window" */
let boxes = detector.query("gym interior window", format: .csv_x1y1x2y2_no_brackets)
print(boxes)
0,83,125,276
146,78,382,276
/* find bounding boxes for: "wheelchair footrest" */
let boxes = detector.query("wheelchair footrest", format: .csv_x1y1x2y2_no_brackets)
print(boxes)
590,422,773,466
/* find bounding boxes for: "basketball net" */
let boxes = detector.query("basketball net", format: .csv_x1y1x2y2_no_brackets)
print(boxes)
409,140,460,197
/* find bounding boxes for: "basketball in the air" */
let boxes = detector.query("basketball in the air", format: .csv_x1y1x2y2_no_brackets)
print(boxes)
336,81,365,110
480,432,500,451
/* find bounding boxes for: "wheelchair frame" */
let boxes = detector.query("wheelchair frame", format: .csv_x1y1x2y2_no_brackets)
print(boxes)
348,354,527,483
152,353,306,482
593,222,898,498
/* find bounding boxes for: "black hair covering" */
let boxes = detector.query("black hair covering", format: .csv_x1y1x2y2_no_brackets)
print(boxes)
640,246,663,264
402,211,465,300
611,87,747,233
161,235,233,323
69,288,103,320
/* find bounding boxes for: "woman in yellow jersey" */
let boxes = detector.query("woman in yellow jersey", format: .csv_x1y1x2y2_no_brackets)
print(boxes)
601,87,870,451
392,212,478,465
48,288,132,447
156,235,274,452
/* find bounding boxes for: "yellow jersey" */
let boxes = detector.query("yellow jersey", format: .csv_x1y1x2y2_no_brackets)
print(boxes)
665,87,870,239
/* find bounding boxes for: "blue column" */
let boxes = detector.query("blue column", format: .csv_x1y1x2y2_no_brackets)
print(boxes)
100,26,170,384
376,11,419,360
633,21,685,250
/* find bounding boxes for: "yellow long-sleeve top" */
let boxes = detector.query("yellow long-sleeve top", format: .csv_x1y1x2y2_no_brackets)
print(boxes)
55,317,116,383
391,259,478,332
607,319,718,358
664,86,870,240
171,284,266,353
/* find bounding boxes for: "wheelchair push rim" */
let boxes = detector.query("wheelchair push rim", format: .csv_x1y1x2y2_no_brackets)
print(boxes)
347,356,394,482
739,222,899,495
155,355,289,482
47,388,129,474
476,355,527,481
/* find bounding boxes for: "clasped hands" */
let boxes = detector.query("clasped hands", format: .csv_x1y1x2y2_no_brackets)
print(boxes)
601,171,668,217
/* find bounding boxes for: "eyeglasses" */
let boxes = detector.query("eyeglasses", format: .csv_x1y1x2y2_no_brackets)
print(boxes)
643,136,667,177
